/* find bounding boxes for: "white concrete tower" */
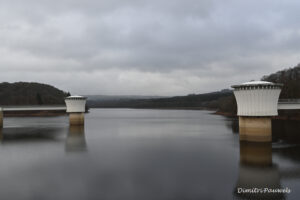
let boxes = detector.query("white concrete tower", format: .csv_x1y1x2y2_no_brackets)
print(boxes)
232,81,282,142
65,95,87,126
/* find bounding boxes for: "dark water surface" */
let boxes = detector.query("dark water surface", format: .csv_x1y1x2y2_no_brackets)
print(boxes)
0,109,299,200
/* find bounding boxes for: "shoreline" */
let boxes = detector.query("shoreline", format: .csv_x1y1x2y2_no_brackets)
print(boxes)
4,111,67,117
3,107,300,120
90,106,216,111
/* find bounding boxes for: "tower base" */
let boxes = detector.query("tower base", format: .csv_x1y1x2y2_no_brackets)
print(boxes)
69,113,84,126
239,117,272,142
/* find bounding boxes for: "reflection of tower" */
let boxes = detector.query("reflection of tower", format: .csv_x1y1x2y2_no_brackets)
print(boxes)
65,126,87,152
234,142,284,200
240,141,272,166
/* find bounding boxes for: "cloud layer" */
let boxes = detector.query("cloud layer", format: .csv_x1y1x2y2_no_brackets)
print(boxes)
0,0,300,95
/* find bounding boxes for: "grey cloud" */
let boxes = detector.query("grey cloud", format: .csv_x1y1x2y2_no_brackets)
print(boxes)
0,0,299,95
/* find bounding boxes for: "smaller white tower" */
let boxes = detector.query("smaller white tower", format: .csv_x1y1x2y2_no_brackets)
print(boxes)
232,81,282,142
65,96,87,126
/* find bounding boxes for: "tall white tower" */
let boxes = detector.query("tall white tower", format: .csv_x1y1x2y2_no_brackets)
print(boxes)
65,96,87,126
232,81,282,142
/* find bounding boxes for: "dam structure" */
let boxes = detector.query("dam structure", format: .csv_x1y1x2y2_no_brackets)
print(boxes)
0,95,87,128
232,81,300,142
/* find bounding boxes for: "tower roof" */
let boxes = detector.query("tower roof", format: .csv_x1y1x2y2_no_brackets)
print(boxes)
231,80,283,88
241,81,272,85
65,95,87,100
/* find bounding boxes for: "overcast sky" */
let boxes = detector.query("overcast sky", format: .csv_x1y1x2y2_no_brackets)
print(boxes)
0,0,299,95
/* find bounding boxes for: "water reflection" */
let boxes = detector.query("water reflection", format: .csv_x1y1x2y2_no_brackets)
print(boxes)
0,125,88,153
235,142,284,200
230,119,300,199
225,117,239,134
1,111,300,199
65,126,87,153
0,127,64,143
272,119,300,144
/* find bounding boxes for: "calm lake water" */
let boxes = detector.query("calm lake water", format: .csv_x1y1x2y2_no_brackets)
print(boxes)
0,109,300,200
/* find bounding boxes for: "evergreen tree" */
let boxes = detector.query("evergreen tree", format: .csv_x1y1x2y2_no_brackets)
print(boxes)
36,92,43,105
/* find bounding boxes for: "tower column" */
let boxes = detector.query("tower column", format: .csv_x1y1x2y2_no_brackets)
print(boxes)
69,113,85,126
239,116,271,142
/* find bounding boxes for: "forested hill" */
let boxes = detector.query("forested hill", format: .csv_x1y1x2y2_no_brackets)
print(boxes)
88,89,235,112
0,82,70,105
88,63,300,116
262,63,300,99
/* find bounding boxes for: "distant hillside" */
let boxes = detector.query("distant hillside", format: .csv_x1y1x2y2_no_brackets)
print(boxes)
214,63,300,115
86,95,167,102
88,63,300,116
216,63,300,115
0,82,69,105
262,63,300,98
88,89,235,111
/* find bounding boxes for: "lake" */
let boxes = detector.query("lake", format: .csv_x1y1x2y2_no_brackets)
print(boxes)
0,109,299,200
